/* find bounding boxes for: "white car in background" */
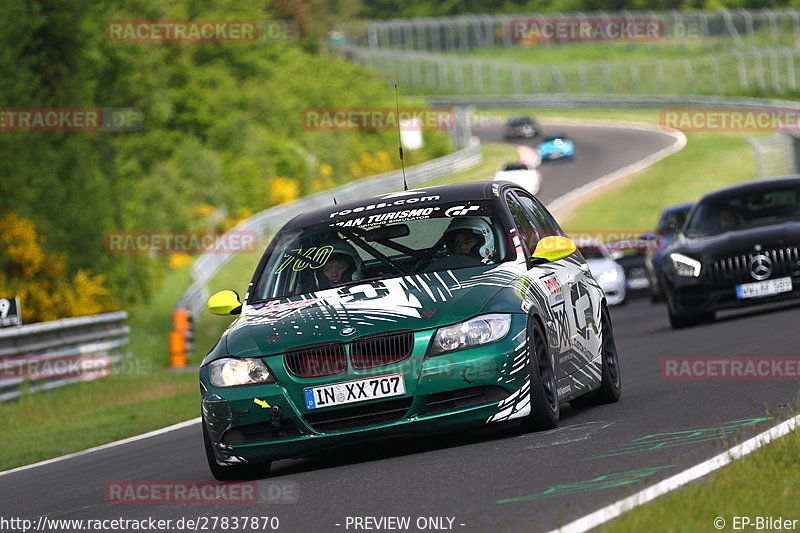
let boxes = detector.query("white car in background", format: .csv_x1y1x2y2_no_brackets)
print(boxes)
576,238,627,306
494,161,542,195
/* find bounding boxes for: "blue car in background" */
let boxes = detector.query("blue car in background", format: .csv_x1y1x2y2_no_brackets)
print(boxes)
538,133,575,161
645,202,695,302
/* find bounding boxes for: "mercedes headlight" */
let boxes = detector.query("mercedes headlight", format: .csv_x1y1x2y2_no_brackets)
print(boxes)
597,269,620,283
670,253,702,277
209,358,274,387
429,314,511,356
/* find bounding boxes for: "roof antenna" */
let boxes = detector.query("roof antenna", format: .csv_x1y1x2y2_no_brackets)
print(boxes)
333,197,337,205
394,83,408,191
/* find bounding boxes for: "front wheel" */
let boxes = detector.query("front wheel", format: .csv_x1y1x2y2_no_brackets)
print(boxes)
203,417,272,481
520,319,559,431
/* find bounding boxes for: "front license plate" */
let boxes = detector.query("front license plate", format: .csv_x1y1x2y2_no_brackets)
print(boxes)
303,373,405,410
736,277,792,299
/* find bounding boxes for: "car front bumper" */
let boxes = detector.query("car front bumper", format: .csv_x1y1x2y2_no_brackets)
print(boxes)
665,274,800,314
201,315,531,465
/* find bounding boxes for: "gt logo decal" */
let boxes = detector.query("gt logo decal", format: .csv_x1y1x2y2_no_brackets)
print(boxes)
445,205,481,217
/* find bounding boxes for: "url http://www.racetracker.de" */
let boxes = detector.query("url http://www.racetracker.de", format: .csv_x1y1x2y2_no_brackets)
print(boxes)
0,516,281,532
714,516,799,531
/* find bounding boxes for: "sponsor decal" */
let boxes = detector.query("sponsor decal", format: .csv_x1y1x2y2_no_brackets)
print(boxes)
542,276,563,296
331,207,438,227
444,205,482,217
461,365,499,384
328,195,441,219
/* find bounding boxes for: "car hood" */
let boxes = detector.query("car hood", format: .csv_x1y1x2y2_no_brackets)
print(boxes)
669,221,800,260
219,263,522,360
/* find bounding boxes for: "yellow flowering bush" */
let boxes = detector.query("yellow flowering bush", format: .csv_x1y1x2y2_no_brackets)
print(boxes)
0,213,116,323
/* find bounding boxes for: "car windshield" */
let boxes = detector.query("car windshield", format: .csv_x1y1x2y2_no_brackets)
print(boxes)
251,200,510,300
543,134,567,142
684,185,800,237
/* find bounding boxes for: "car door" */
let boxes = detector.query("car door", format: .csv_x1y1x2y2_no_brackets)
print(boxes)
504,190,574,380
512,189,602,377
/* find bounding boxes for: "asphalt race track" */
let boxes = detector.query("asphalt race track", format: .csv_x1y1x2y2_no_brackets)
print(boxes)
2,123,797,533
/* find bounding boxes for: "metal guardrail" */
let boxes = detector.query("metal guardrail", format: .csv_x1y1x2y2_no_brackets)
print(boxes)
0,311,130,402
344,9,800,52
340,45,800,95
178,131,482,317
422,93,800,110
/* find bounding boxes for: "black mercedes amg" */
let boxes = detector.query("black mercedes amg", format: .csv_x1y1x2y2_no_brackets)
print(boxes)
663,175,800,328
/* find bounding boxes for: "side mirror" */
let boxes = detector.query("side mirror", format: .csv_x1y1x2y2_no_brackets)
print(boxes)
531,236,577,263
208,290,242,316
658,220,678,233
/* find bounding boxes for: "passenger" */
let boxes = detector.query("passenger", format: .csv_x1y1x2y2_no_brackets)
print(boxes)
311,242,362,290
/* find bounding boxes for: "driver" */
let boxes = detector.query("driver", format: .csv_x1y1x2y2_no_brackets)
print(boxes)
428,218,496,269
718,208,742,231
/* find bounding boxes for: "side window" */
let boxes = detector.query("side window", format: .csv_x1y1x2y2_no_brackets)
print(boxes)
505,192,540,257
516,190,565,238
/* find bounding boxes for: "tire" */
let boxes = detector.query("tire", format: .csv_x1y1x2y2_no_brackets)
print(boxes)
520,318,560,431
203,417,272,481
569,306,621,408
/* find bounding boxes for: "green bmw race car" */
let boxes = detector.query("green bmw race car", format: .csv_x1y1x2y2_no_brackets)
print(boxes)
200,181,621,480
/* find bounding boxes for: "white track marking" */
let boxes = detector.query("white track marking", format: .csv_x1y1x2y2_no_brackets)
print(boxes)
0,418,201,478
545,413,800,533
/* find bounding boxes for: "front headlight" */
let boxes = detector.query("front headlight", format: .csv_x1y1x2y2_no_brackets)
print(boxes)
597,269,620,283
209,357,274,387
429,314,512,356
670,253,702,277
